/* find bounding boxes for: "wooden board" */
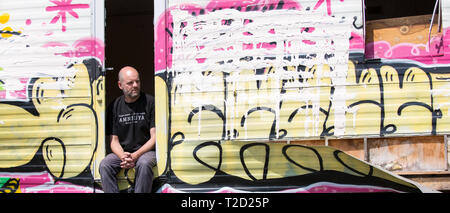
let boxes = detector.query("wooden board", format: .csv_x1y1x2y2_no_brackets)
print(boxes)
368,136,446,172
289,138,365,161
366,14,441,45
288,135,446,173
366,14,443,58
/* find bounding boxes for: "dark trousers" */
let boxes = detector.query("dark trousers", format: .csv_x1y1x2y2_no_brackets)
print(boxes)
99,151,156,193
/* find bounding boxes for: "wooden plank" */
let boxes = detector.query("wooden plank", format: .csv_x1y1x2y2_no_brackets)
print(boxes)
289,138,365,161
445,135,449,171
365,14,443,58
395,171,450,175
289,139,325,147
328,138,365,161
366,14,441,45
400,174,450,191
285,136,446,173
368,136,446,172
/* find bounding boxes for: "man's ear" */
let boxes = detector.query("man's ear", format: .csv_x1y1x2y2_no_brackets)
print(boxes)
118,81,123,90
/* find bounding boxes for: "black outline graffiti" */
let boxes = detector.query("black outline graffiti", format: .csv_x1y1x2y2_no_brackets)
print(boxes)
41,137,67,179
334,150,373,176
154,133,421,192
240,143,270,181
288,104,331,137
282,144,323,172
0,78,39,116
0,178,20,193
193,141,223,172
0,58,102,191
156,50,450,192
0,29,21,36
188,104,226,139
241,107,287,140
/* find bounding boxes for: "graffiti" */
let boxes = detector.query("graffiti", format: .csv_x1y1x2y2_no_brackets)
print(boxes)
164,54,450,140
313,0,345,16
0,177,20,193
154,140,422,193
157,0,450,141
366,26,446,60
347,58,450,136
42,37,105,64
0,59,103,192
0,13,21,38
0,172,96,193
46,0,90,32
0,78,29,102
0,0,104,193
366,38,443,59
153,0,447,192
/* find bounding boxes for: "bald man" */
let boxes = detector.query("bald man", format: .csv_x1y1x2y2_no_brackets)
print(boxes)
100,66,156,193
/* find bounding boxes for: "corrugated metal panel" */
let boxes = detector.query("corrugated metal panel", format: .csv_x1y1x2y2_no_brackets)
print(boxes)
165,0,365,143
0,0,104,193
153,0,447,192
442,0,450,29
159,0,450,144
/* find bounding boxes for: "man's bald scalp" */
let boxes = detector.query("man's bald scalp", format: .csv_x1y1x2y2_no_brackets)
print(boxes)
118,66,138,82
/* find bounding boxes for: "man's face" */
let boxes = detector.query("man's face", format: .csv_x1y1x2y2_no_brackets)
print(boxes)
118,70,141,100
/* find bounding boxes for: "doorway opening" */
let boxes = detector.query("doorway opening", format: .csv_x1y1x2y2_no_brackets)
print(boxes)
104,0,155,152
105,0,155,104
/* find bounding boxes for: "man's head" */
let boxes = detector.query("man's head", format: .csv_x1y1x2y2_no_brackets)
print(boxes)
118,66,141,103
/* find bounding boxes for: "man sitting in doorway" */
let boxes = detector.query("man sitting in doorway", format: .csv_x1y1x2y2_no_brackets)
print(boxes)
100,66,156,193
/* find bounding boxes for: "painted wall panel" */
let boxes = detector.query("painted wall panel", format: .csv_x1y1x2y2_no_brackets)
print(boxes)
155,0,450,142
0,0,104,193
369,136,446,172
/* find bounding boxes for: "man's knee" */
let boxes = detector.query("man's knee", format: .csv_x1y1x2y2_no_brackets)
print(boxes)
99,158,108,171
99,154,120,175
136,152,156,170
99,158,113,176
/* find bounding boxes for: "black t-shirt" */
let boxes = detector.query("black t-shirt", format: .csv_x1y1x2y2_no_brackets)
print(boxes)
106,92,155,152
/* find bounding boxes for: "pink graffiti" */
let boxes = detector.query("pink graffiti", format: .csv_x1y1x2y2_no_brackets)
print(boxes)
349,32,364,50
313,0,345,16
43,37,105,64
0,172,97,193
205,0,302,11
365,27,450,65
0,78,28,101
154,0,302,72
46,0,89,32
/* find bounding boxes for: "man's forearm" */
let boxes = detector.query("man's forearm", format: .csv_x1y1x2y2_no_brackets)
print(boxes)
131,127,156,160
132,137,155,160
110,135,125,158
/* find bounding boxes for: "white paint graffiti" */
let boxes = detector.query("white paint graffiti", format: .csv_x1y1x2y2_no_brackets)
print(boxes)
170,8,352,138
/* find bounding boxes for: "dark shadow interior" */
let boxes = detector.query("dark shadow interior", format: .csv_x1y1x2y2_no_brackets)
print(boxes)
365,0,438,21
104,0,154,153
105,0,155,106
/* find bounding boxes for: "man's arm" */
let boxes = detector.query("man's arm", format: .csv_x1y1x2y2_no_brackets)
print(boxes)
130,127,156,161
110,135,133,167
110,135,125,157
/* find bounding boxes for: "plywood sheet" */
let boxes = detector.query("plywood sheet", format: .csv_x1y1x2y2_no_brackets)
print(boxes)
366,14,443,58
368,136,446,172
